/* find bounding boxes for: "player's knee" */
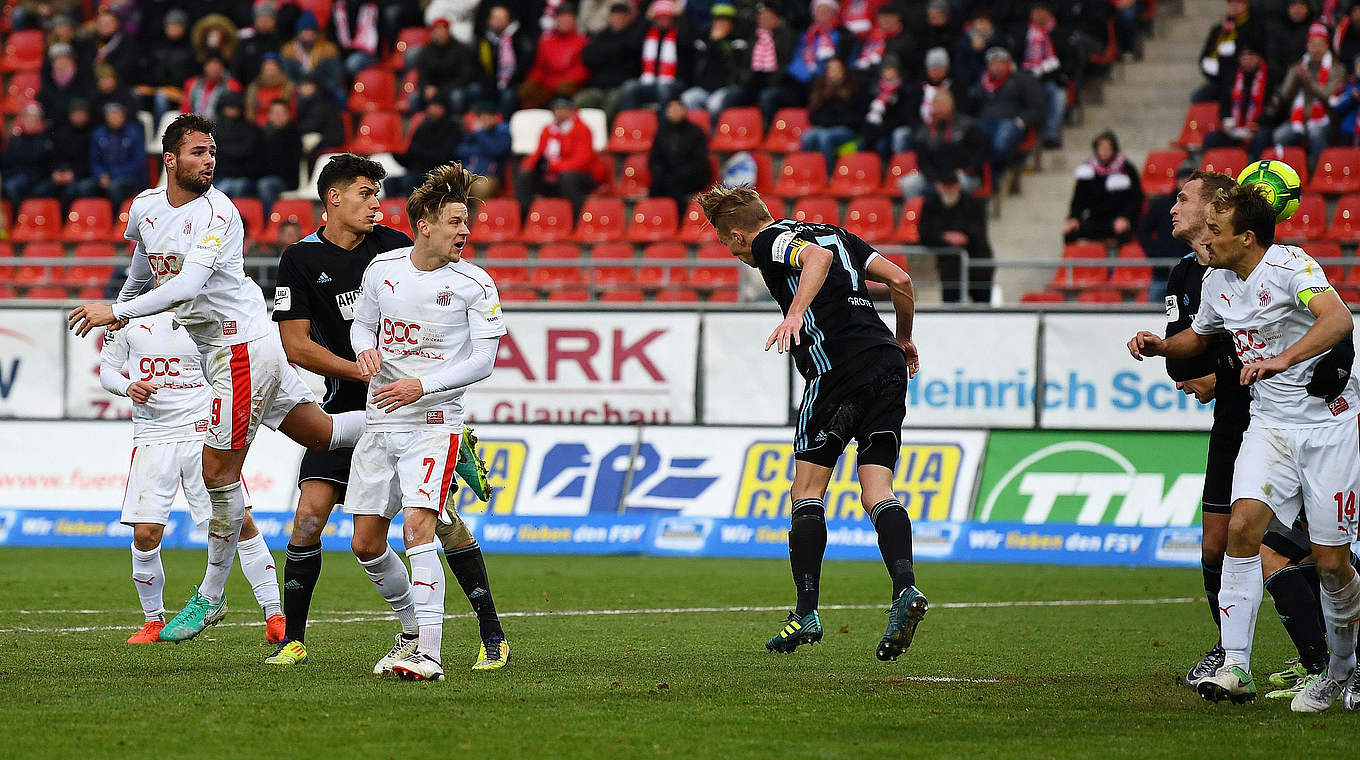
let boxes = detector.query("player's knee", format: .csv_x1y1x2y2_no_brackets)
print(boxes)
1314,549,1354,583
351,534,385,562
790,495,825,527
132,524,163,551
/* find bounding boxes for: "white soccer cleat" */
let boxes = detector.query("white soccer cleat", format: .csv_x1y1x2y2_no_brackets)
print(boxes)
1197,664,1256,704
392,651,445,681
373,633,419,677
1343,670,1360,711
1291,673,1347,713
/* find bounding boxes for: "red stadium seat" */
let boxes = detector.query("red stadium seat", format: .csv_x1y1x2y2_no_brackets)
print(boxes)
894,197,925,243
655,287,700,302
12,198,62,242
774,152,828,197
1109,242,1152,293
21,241,62,259
1309,147,1360,194
262,200,317,243
880,152,918,197
396,69,420,113
347,68,397,112
600,287,646,302
484,264,531,289
530,244,587,289
711,107,763,152
60,264,114,288
790,196,839,226
235,198,266,237
1142,149,1188,197
1328,194,1360,242
26,285,67,298
573,198,626,243
72,242,116,260
546,286,592,302
1174,102,1219,149
843,197,895,245
483,243,530,260
828,152,882,197
762,108,810,153
688,255,740,290
1048,242,1108,289
613,153,650,198
498,287,538,302
638,243,689,289
348,110,403,154
1258,146,1309,186
61,198,115,242
686,108,711,136
607,109,657,153
1,71,40,114
1077,289,1123,304
379,198,409,231
385,27,429,70
590,243,637,290
707,288,740,302
14,262,50,286
1,30,45,72
519,198,574,243
1277,193,1326,242
1020,289,1067,303
626,198,678,243
475,198,522,242
1199,147,1248,179
677,200,713,244
0,285,20,299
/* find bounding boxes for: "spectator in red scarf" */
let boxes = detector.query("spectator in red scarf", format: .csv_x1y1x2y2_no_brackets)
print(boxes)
516,95,598,219
861,56,916,157
750,2,798,120
903,88,987,198
1265,22,1344,164
181,56,244,115
618,0,693,111
1336,2,1360,70
953,11,1012,93
840,0,886,38
474,4,538,116
966,47,1044,180
1062,130,1143,245
1193,0,1264,104
788,0,853,84
333,1,383,78
1016,2,1069,149
519,3,590,109
1202,38,1272,152
850,3,913,81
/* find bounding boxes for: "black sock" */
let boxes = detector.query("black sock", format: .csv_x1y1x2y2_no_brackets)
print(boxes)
1297,562,1329,657
282,542,322,643
789,497,827,617
1264,563,1329,673
445,541,503,640
870,499,915,598
1202,560,1223,634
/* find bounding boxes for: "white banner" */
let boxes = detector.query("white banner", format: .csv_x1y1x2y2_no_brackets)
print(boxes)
1042,314,1214,430
0,309,65,418
469,311,699,424
701,313,790,425
65,327,133,419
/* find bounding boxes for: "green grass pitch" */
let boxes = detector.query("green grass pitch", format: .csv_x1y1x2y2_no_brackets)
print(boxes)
0,548,1352,758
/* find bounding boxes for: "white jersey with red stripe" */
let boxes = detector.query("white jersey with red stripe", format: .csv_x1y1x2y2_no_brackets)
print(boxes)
353,248,505,432
124,186,268,347
1191,243,1360,427
101,312,209,445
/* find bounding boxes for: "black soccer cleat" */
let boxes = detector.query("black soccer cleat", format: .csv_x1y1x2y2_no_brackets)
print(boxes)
765,611,823,653
876,586,928,662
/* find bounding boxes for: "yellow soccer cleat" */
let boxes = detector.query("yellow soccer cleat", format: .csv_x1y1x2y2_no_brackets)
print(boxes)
473,637,511,671
265,640,309,666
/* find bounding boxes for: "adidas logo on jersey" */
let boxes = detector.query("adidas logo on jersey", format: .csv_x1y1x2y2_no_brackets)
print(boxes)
317,272,333,284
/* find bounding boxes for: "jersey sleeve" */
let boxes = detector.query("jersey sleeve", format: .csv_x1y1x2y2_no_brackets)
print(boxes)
757,227,814,272
841,230,882,273
123,197,142,244
353,262,381,335
98,327,132,396
184,204,243,269
1288,252,1336,309
466,275,507,339
1191,275,1226,335
270,248,313,322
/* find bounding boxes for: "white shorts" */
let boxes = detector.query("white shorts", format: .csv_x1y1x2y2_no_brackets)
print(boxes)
344,429,463,521
201,334,314,450
1232,417,1360,546
120,440,253,526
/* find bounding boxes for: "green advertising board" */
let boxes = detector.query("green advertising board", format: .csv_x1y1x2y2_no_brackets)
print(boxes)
975,431,1210,526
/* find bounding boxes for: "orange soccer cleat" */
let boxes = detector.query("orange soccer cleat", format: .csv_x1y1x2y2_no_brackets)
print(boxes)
265,614,287,644
127,620,166,644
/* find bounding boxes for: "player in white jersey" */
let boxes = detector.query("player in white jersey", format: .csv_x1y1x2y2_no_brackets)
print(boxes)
68,114,367,643
1128,184,1360,712
100,311,285,644
346,164,506,681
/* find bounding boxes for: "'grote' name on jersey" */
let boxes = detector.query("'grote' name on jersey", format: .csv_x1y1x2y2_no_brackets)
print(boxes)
847,295,873,308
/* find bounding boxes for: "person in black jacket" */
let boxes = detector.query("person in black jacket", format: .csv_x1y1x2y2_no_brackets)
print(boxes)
800,58,863,172
1192,0,1265,103
137,9,200,121
861,56,917,158
966,47,1045,180
256,100,303,214
575,3,643,114
233,3,286,85
386,96,461,197
33,99,95,208
1,103,52,209
919,173,993,303
213,92,264,200
681,3,749,119
296,76,345,168
474,3,538,115
38,44,89,129
1062,130,1143,244
906,89,988,198
648,97,712,213
414,18,481,112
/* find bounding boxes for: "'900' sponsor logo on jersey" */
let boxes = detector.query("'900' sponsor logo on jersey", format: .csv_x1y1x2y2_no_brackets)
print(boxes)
137,357,185,380
382,317,422,346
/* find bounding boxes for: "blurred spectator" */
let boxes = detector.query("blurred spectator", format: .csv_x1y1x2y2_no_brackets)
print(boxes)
967,47,1044,180
850,3,912,80
1062,130,1142,245
1016,3,1069,149
1337,2,1360,68
861,56,914,156
577,0,618,34
1137,165,1196,302
91,64,138,122
917,0,959,60
234,2,286,84
277,220,305,251
44,14,83,62
1193,0,1261,104
424,0,479,45
519,4,589,109
904,89,987,198
76,102,147,208
39,44,89,121
649,97,711,212
333,1,384,77
1201,38,1271,152
12,1,81,32
618,0,693,110
137,9,198,121
183,56,244,116
1266,22,1343,164
191,13,241,65
681,3,748,119
576,2,643,114
1110,0,1142,59
840,0,886,39
414,19,479,111
749,2,797,120
296,76,346,162
913,48,953,139
281,12,344,100
1269,0,1313,77
456,102,512,199
212,93,263,199
516,96,598,219
84,8,138,84
387,96,460,197
1329,53,1360,144
787,0,852,87
256,100,303,213
475,4,537,115
34,99,94,205
953,11,1011,89
920,173,993,304
2,104,53,208
801,58,863,172
247,54,296,125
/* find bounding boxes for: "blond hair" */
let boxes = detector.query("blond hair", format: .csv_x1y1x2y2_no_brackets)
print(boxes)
694,185,773,236
406,163,483,226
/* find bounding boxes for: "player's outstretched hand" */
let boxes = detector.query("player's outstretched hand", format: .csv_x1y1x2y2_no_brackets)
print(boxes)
1241,356,1289,386
373,378,424,413
765,315,803,353
126,381,158,404
1127,331,1164,361
900,338,919,378
356,349,382,381
68,303,116,337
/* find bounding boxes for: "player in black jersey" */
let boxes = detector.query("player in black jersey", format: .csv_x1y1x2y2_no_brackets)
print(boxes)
697,185,927,662
264,155,508,670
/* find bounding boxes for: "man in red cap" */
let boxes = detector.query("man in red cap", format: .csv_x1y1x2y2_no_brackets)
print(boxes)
1265,21,1344,164
617,0,692,110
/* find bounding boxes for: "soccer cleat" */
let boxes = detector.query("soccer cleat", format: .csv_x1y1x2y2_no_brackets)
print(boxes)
473,637,511,671
159,587,227,642
373,633,420,676
876,586,928,662
1342,670,1360,711
1183,645,1225,687
265,613,287,644
1265,681,1308,700
1266,658,1309,689
392,651,445,681
765,610,823,653
126,620,166,644
1290,673,1346,713
454,425,493,502
264,640,309,666
1197,664,1256,704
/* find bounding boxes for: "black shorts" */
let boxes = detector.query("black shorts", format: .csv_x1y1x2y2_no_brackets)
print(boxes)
297,446,354,499
1263,518,1313,564
795,349,909,470
1202,413,1248,515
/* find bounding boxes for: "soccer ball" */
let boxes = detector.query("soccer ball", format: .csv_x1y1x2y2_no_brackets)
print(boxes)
1236,160,1302,223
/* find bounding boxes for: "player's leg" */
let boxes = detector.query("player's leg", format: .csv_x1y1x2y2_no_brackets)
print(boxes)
128,523,168,643
235,507,284,640
1198,496,1275,703
277,401,365,453
122,442,178,643
279,478,341,646
1261,524,1328,698
1186,416,1237,685
437,517,510,671
765,458,834,654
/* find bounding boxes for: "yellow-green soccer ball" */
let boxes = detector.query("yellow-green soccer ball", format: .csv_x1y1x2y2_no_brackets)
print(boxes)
1236,159,1302,223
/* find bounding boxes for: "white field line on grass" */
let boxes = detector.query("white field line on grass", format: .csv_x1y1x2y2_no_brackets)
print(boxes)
0,597,1197,634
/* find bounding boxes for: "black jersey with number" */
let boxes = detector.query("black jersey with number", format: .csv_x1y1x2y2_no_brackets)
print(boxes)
751,219,902,380
1164,252,1250,423
271,224,413,412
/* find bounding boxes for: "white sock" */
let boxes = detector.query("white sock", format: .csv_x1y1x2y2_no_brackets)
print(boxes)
236,532,282,619
1219,554,1264,670
1320,571,1360,681
200,481,246,603
329,410,365,450
359,546,419,636
131,543,165,622
407,541,445,661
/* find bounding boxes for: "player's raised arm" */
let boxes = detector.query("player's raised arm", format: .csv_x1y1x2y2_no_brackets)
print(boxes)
766,244,832,353
866,253,918,377
116,242,153,303
1242,286,1354,385
1128,328,1211,360
275,254,367,383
